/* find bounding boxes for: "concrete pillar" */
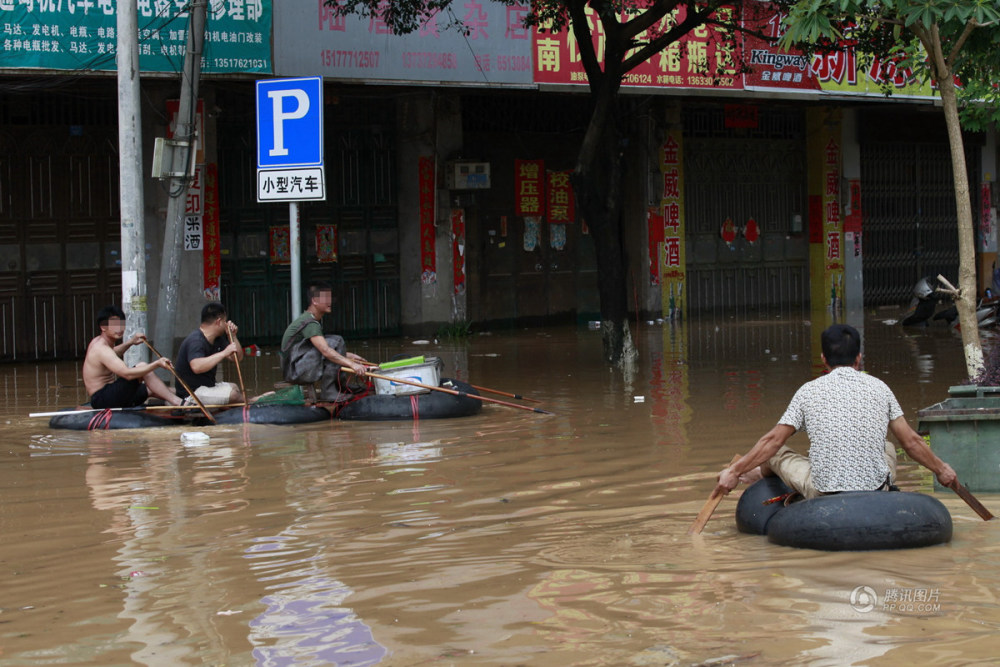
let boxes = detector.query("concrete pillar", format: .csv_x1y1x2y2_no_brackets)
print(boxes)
841,108,864,324
397,94,461,336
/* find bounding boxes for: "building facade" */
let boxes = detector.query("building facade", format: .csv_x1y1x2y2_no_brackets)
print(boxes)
1,1,994,360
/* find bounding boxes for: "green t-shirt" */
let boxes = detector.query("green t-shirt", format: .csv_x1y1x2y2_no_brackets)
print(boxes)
280,312,323,356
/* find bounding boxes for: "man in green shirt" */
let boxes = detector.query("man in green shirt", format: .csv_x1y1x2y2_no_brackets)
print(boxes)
280,282,368,402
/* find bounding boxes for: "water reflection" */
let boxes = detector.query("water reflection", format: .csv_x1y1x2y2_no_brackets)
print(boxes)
0,320,997,665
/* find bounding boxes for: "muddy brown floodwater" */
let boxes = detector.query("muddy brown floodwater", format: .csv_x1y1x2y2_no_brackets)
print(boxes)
1,317,998,666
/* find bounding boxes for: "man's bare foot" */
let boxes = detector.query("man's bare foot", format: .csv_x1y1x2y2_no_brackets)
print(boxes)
739,466,764,485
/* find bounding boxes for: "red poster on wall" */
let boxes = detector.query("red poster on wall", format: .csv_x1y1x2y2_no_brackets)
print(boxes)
202,163,221,300
515,159,544,216
418,156,437,284
269,227,290,264
547,170,575,223
451,209,466,295
316,224,338,263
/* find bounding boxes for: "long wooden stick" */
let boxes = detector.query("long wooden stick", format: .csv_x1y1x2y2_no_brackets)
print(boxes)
467,383,541,403
31,403,249,418
343,369,554,415
142,339,215,423
688,454,742,535
226,324,249,409
947,480,996,521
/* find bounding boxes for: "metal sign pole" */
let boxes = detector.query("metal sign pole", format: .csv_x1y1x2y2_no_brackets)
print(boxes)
290,201,302,318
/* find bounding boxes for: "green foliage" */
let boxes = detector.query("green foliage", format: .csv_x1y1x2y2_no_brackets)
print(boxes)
436,320,473,339
781,0,1000,127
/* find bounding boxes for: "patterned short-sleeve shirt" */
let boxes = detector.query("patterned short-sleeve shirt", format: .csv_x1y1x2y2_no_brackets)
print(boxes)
778,366,903,492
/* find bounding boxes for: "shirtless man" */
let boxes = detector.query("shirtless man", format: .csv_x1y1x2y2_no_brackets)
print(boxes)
83,305,182,409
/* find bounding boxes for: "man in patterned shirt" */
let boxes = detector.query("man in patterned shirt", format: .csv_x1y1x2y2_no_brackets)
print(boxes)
715,323,957,499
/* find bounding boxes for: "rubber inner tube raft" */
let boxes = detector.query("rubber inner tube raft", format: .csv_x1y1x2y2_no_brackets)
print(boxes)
211,404,332,425
735,478,952,551
50,379,483,429
49,407,185,430
333,378,482,421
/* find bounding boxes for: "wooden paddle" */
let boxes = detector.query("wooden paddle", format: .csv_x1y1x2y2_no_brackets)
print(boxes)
947,480,995,521
688,454,742,535
342,368,554,415
225,323,249,409
142,339,215,423
468,383,541,403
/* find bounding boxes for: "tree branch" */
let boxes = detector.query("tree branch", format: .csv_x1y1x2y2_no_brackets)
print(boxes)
947,19,978,68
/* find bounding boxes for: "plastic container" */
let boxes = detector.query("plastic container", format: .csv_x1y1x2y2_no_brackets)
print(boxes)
917,395,1000,492
374,357,443,396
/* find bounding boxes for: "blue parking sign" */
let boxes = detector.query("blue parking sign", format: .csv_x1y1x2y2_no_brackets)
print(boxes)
256,77,323,169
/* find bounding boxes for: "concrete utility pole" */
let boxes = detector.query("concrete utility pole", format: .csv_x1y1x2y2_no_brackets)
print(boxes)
117,0,149,365
153,0,207,354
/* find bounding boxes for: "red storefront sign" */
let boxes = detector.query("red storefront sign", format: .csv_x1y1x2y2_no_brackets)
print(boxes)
515,159,544,216
547,170,574,223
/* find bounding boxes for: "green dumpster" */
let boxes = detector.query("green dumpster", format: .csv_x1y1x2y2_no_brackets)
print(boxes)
917,395,1000,492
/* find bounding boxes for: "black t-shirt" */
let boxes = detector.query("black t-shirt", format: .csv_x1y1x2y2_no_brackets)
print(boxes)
174,329,226,398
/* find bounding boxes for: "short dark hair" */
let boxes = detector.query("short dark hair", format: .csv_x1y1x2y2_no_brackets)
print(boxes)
96,305,125,327
307,282,332,302
821,324,862,367
201,301,227,324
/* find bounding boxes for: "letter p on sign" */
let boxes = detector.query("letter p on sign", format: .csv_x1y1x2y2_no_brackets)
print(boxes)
256,77,323,168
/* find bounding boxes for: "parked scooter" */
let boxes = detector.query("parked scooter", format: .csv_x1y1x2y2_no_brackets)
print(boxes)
900,276,998,328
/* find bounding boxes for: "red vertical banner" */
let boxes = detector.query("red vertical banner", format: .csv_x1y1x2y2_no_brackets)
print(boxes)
451,209,466,295
660,131,686,320
515,159,544,216
202,163,221,300
316,224,338,263
546,170,575,223
418,156,437,284
823,138,842,268
647,207,664,286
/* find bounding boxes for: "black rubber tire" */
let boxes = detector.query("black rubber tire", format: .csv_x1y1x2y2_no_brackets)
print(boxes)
335,379,482,421
736,477,793,535
766,491,953,551
211,404,331,425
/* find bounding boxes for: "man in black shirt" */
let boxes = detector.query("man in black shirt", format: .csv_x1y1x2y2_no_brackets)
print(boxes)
174,302,245,406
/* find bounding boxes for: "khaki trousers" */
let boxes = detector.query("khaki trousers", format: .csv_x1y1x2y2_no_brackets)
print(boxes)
768,441,897,499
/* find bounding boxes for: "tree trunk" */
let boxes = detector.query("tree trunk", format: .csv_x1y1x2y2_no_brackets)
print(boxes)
571,85,632,364
937,69,983,379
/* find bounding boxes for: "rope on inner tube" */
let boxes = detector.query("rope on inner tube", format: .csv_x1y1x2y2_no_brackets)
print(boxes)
88,409,113,430
410,394,419,421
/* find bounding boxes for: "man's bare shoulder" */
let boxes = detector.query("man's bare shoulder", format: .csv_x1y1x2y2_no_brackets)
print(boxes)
84,336,123,370
85,335,112,356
